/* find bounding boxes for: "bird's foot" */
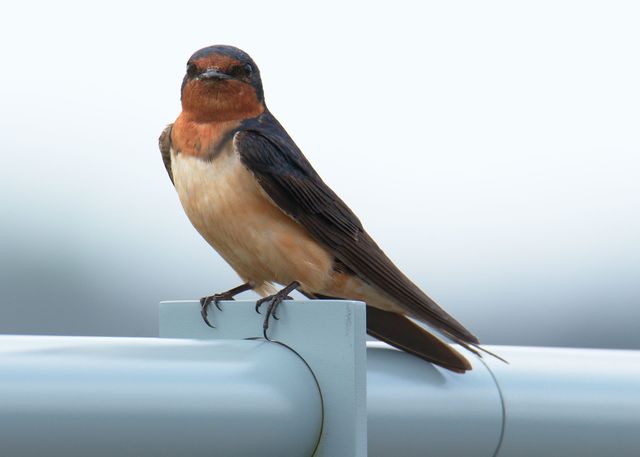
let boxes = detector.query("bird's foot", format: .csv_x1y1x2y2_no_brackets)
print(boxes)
199,293,233,328
255,294,294,319
199,282,255,328
255,281,300,340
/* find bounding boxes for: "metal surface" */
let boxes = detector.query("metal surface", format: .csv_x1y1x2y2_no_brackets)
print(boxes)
483,346,640,457
367,342,503,457
2,302,640,457
0,335,322,457
160,300,368,457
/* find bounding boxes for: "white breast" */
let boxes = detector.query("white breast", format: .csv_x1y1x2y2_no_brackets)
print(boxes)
170,138,334,293
171,140,246,237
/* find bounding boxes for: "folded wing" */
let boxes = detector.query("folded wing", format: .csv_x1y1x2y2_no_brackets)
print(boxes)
235,113,479,346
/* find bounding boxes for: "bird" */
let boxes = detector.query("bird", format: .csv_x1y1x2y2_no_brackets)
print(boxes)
159,44,496,373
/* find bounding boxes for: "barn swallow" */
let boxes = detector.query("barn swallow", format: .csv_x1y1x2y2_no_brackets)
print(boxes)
160,45,498,373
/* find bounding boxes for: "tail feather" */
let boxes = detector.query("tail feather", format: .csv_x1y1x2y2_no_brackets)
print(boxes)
467,342,509,364
440,329,509,364
300,290,506,370
366,306,472,373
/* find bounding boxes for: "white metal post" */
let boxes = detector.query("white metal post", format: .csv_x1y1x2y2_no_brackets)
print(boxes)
160,299,368,457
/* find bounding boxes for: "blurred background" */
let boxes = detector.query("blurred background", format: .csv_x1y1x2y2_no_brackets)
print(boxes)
1,1,638,348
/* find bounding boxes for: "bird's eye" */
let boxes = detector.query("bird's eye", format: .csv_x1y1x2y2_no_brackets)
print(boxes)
186,63,198,78
228,64,252,80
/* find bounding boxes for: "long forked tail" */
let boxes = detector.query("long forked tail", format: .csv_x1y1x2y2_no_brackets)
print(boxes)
366,306,472,373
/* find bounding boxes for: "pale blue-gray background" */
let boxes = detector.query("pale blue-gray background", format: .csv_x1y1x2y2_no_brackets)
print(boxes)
1,1,638,348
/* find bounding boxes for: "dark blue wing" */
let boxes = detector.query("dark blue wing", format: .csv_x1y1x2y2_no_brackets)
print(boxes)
235,111,478,344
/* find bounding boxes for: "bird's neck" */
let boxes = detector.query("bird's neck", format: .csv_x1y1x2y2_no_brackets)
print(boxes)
180,81,264,123
172,111,247,159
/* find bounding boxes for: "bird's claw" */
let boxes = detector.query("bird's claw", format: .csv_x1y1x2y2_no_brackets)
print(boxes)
254,296,269,314
199,292,236,328
262,296,283,340
199,298,215,328
255,294,293,319
255,282,299,340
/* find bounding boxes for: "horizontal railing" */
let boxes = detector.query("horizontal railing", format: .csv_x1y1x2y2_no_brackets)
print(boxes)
0,300,638,456
0,335,321,457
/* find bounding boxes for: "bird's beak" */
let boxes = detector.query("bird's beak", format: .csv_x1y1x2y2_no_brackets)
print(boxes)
198,68,232,81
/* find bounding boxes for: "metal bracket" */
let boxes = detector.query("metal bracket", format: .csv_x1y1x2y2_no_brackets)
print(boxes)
160,299,367,457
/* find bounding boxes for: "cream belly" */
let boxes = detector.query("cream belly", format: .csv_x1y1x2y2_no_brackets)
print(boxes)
170,138,335,295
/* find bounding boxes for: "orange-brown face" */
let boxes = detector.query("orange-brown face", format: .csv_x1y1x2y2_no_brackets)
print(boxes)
180,47,264,122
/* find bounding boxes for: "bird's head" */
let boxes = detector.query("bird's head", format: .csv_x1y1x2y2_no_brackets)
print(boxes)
180,45,264,122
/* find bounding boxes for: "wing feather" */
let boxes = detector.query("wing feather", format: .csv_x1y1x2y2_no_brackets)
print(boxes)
158,124,174,185
235,113,478,344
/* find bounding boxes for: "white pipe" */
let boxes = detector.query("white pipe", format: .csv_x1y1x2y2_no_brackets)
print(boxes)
2,304,640,457
0,335,322,457
367,343,640,457
367,342,502,457
483,346,640,457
